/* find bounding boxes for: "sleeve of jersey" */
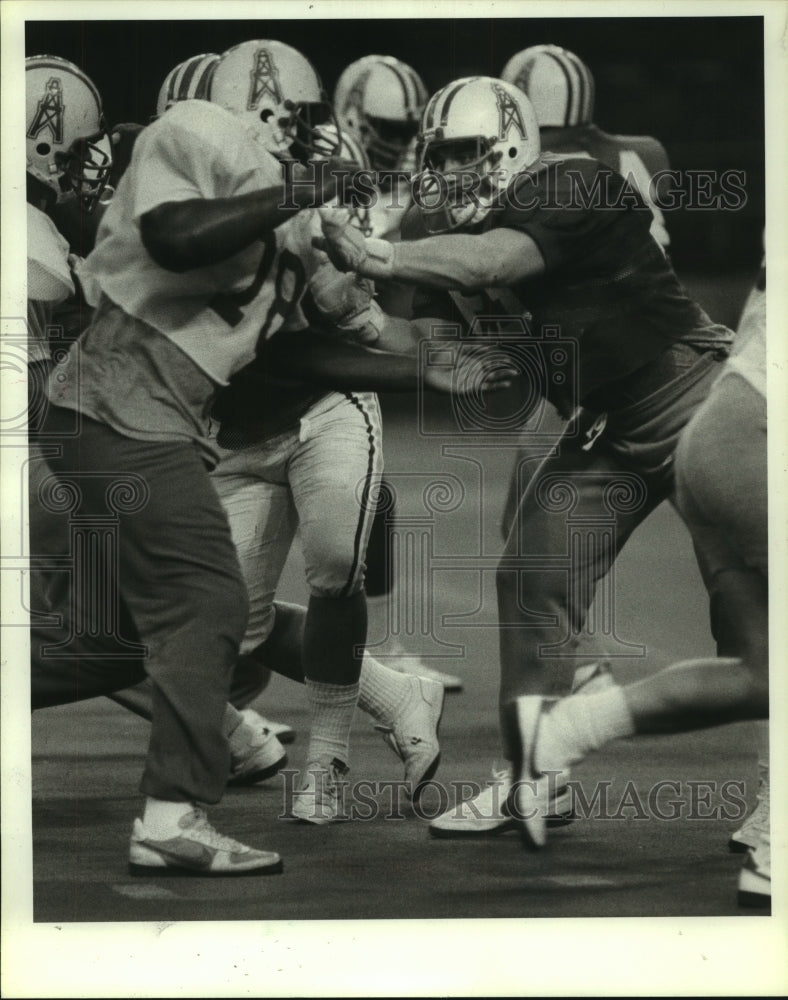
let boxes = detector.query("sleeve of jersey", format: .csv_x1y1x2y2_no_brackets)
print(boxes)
130,105,254,221
500,162,620,271
26,205,74,303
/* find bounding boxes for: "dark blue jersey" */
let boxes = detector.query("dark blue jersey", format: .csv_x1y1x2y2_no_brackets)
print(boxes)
403,155,732,414
539,123,670,249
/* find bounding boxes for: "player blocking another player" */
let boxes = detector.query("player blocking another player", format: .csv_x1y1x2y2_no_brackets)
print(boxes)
31,40,357,876
314,75,735,840
31,51,514,872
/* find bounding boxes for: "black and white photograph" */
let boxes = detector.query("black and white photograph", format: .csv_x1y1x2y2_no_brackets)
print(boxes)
2,0,787,996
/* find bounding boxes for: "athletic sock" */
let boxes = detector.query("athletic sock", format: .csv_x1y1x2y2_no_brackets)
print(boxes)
225,704,246,746
142,798,195,838
534,686,636,774
358,652,413,724
304,679,360,767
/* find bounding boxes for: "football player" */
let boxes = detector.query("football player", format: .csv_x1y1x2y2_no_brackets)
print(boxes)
332,57,469,691
501,44,670,252
31,49,512,870
315,75,736,839
509,261,768,909
25,56,112,628
498,44,673,548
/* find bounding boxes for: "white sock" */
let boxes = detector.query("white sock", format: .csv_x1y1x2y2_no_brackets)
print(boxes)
225,704,246,747
535,687,636,773
358,652,412,724
142,798,194,838
304,679,360,767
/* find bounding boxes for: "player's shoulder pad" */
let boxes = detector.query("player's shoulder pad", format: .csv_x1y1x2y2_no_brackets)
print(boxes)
606,132,670,173
146,99,245,148
501,154,614,224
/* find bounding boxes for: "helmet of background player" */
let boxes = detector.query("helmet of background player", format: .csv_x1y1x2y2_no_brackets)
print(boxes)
414,76,540,234
208,39,334,160
500,45,595,128
155,52,220,118
25,55,112,212
334,55,428,172
312,123,373,236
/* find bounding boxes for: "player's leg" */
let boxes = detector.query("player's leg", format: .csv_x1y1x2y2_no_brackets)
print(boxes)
280,393,379,822
510,371,769,852
40,408,280,875
496,436,664,753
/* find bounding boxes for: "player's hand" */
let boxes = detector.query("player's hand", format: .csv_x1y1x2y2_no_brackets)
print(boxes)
308,262,381,344
312,206,369,272
423,343,518,395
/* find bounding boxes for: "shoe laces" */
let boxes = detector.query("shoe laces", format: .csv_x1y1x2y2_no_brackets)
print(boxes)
490,763,512,784
186,809,249,853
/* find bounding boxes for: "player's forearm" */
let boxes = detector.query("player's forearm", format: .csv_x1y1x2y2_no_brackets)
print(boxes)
265,330,420,392
141,181,336,273
372,315,435,355
335,230,545,290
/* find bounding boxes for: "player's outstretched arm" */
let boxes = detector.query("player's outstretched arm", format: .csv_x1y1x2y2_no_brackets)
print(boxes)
141,174,340,273
314,207,546,290
264,328,516,395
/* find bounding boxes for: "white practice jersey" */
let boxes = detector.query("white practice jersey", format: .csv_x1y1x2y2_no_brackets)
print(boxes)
79,100,322,385
27,202,75,362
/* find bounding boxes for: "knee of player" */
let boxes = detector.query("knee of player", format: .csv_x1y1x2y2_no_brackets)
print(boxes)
306,574,364,601
198,579,249,645
303,546,364,596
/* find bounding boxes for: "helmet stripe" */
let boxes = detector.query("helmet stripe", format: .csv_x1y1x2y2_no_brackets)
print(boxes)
423,90,441,131
439,79,470,127
387,61,413,112
177,56,204,101
543,50,574,126
564,53,583,125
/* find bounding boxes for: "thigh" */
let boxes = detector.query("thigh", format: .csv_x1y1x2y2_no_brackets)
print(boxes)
48,415,246,645
505,431,663,567
289,393,384,597
675,374,767,578
212,447,298,648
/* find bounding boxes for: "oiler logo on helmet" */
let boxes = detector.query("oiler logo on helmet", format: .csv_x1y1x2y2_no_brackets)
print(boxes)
493,83,527,142
247,48,283,110
27,76,65,144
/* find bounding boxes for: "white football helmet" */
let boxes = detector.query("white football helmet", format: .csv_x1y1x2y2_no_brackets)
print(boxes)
26,55,112,211
501,45,595,128
415,76,540,233
208,39,334,159
334,55,428,171
155,53,219,118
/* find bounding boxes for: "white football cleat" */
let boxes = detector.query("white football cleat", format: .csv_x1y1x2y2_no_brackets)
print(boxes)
227,711,287,787
738,832,771,909
375,675,444,804
429,764,573,839
386,641,464,692
289,758,350,825
240,706,296,745
129,808,283,876
729,767,769,853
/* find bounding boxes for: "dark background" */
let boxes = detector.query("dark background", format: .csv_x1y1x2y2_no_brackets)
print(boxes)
26,16,764,277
